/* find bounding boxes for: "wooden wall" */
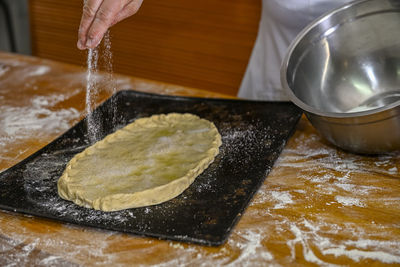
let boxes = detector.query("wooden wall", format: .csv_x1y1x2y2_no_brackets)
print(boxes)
29,0,261,96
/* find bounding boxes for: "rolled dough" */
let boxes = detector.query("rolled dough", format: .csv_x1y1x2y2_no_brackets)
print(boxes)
57,113,222,211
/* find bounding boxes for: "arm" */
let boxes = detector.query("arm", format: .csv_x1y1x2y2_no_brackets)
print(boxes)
77,0,144,50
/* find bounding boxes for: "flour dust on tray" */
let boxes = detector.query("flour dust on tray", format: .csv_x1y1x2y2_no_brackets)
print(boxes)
58,113,222,211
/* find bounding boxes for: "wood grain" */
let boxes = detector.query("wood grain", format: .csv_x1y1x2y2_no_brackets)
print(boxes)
29,0,261,96
1,52,400,266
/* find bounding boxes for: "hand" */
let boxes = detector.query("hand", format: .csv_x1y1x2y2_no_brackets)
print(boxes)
77,0,144,50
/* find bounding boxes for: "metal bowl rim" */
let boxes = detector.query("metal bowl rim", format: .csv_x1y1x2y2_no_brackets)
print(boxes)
280,0,400,119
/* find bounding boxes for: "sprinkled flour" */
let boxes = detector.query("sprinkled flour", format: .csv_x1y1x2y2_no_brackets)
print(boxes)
335,195,366,207
1,50,399,265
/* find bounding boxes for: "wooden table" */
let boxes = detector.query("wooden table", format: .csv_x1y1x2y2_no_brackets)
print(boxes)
1,52,399,266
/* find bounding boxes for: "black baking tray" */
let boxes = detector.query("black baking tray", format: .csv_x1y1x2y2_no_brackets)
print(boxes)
0,90,301,246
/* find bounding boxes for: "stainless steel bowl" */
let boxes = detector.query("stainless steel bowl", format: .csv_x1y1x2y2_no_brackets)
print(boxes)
281,0,400,154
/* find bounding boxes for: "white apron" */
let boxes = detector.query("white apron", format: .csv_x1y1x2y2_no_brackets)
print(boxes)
238,0,354,101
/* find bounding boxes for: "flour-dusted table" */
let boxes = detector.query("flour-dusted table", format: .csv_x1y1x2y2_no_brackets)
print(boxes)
1,52,399,266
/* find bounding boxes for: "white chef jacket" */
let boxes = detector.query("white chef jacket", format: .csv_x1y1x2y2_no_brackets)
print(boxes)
238,0,354,101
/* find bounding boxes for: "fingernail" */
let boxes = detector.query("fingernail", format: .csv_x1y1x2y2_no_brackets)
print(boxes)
86,38,93,48
77,40,84,50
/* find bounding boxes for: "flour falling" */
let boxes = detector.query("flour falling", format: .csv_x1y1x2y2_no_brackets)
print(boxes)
85,47,99,143
85,30,117,143
103,31,117,127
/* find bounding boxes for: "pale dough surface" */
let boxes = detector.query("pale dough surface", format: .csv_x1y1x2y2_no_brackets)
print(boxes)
57,113,222,211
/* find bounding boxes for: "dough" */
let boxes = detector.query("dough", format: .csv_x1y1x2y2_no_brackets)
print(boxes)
57,113,222,211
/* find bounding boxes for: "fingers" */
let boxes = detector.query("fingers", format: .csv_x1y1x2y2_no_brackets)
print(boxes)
77,0,103,50
111,0,144,27
77,0,143,50
85,0,126,49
